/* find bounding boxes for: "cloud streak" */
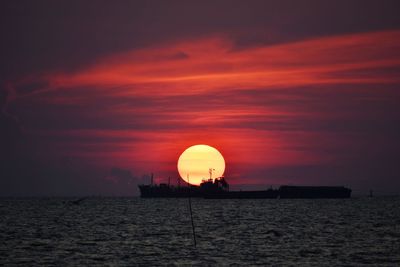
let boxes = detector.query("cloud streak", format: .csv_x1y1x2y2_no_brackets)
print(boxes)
5,29,400,194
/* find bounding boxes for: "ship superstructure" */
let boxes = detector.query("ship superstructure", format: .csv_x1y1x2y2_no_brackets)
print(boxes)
138,174,351,199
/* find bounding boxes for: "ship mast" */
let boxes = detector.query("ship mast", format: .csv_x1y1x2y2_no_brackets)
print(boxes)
209,168,215,180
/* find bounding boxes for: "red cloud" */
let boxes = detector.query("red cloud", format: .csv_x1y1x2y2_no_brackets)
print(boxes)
35,30,400,96
13,30,400,185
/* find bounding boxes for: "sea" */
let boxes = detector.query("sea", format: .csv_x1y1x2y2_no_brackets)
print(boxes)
1,197,399,266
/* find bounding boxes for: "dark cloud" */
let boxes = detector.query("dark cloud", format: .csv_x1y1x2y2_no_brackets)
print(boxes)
0,156,144,196
106,167,135,185
0,84,22,160
168,51,190,60
1,0,400,78
103,167,151,195
14,80,49,95
11,83,400,135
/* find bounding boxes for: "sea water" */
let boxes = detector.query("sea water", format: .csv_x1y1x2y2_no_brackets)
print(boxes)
1,197,399,266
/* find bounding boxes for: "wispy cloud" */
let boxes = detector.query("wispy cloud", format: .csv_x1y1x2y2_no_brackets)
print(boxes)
9,30,400,187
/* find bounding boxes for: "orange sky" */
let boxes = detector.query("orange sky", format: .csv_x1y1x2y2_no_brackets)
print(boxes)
2,1,400,195
9,30,397,189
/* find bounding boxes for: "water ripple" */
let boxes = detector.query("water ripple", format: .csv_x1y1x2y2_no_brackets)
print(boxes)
0,197,399,266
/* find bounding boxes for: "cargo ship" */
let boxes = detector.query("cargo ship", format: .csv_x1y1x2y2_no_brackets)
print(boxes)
279,185,352,199
138,175,351,199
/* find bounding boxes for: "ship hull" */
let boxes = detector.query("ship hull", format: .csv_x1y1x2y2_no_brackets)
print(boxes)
204,190,279,199
138,183,352,199
279,186,352,199
138,185,203,198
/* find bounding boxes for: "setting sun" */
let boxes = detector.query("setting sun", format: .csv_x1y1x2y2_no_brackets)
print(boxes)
177,144,225,185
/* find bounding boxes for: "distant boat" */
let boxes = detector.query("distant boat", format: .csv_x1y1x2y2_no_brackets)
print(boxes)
138,177,352,199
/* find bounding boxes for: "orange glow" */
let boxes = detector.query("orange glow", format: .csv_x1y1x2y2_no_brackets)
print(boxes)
12,30,400,186
177,144,225,185
21,30,400,98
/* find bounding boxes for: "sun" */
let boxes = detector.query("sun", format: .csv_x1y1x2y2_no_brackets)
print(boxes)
177,144,225,185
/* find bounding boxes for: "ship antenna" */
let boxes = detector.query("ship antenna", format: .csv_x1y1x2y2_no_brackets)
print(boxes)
209,168,215,180
187,174,197,247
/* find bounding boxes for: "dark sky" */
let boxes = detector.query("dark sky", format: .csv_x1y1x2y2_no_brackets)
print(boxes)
1,0,400,196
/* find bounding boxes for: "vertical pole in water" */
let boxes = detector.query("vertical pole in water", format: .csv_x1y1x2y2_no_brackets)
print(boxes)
187,174,197,247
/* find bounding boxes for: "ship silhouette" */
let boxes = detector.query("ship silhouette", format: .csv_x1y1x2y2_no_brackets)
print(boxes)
138,174,352,199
